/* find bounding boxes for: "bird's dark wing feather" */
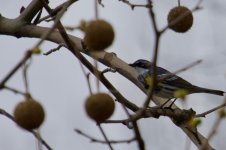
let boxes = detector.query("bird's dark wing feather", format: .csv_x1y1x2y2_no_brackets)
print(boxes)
150,66,193,89
162,76,193,88
148,66,171,75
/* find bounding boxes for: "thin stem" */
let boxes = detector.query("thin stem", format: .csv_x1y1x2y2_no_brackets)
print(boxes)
0,50,33,89
178,0,181,6
94,60,100,92
37,1,72,24
74,129,135,144
94,0,101,92
132,121,145,150
98,124,114,150
119,0,152,10
36,129,43,150
158,59,202,83
79,62,93,95
95,0,99,19
23,59,32,93
196,102,226,118
43,43,65,55
3,85,27,96
143,0,161,109
200,116,222,150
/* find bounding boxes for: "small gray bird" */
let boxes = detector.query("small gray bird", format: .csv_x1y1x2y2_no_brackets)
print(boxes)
129,59,224,99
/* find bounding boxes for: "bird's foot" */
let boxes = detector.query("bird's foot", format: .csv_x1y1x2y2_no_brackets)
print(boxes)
159,98,177,110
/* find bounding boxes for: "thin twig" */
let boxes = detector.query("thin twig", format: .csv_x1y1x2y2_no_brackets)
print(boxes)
196,102,226,118
119,0,152,10
98,124,114,150
94,60,100,92
158,59,202,82
74,129,135,144
79,62,93,95
0,50,33,89
97,0,104,7
43,43,65,55
94,0,101,92
178,0,181,6
132,121,145,150
95,0,99,19
200,115,223,150
143,0,161,109
23,59,32,93
31,131,53,150
3,85,27,96
200,97,226,149
35,0,78,50
36,129,43,150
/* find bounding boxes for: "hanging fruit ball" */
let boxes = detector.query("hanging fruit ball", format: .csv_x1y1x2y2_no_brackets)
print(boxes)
167,6,193,33
84,20,114,51
14,99,45,130
85,93,115,123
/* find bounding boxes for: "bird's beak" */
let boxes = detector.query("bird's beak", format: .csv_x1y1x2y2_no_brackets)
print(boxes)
128,63,135,67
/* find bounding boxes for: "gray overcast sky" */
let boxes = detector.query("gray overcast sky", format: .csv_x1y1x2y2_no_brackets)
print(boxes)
0,0,226,150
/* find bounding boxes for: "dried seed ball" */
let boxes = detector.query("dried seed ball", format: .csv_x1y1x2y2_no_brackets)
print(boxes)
14,99,45,130
84,20,114,51
85,93,115,123
167,6,193,33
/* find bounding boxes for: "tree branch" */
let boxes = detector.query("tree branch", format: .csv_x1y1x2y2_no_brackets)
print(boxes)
0,15,214,150
17,0,45,23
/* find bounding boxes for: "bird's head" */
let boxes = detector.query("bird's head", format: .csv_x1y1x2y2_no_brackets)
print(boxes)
129,59,153,74
129,59,152,69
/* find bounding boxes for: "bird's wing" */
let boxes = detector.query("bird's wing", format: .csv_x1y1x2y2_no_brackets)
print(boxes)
149,66,193,89
162,75,193,88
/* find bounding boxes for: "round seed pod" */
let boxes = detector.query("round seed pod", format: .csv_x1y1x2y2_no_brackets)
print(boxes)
84,20,114,51
85,93,115,123
167,6,193,33
14,99,45,130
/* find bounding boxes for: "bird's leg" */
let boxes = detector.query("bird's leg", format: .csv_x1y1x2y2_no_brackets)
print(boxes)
167,98,177,108
159,98,177,109
159,98,173,108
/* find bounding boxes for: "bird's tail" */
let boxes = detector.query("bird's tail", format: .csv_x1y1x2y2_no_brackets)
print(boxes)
192,86,225,96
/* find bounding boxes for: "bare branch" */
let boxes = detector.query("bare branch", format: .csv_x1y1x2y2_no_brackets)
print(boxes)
74,129,136,144
158,59,202,83
3,85,27,96
79,62,93,95
98,125,114,150
0,50,33,90
200,98,226,150
22,59,32,93
196,102,226,118
43,43,65,55
119,0,152,10
0,8,215,150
